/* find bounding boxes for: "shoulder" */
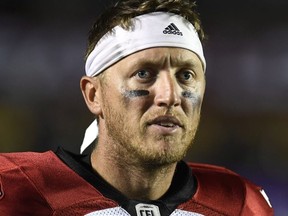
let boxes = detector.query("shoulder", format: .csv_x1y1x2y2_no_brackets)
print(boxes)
0,151,64,191
0,150,94,193
0,151,58,214
0,150,57,167
186,163,273,216
0,151,116,214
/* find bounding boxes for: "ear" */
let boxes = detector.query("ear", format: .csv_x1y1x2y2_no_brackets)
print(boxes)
80,76,103,116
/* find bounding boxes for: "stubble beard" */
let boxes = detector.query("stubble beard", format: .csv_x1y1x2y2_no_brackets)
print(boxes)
102,102,200,167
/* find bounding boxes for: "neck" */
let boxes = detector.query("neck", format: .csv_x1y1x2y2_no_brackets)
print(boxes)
90,142,177,200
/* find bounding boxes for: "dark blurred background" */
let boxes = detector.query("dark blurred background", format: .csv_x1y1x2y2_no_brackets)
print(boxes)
0,0,287,214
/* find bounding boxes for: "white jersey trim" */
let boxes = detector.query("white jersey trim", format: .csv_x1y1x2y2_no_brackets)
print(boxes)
85,207,204,216
260,189,272,208
85,207,130,216
171,209,204,216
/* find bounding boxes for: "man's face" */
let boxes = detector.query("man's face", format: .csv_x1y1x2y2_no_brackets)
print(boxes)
98,47,205,165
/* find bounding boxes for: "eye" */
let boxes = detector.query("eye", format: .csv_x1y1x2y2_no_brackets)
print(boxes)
177,70,195,82
182,71,192,80
134,69,156,83
136,69,150,79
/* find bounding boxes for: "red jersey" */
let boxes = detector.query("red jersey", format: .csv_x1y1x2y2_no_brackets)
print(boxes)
0,148,273,216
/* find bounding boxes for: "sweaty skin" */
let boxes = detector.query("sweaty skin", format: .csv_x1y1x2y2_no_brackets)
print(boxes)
82,47,205,200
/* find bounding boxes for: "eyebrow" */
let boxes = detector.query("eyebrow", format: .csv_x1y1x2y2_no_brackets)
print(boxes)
133,57,200,69
170,53,202,67
171,58,200,68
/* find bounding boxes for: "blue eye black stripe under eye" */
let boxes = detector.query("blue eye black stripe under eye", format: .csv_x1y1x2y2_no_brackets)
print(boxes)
125,90,198,101
182,91,194,99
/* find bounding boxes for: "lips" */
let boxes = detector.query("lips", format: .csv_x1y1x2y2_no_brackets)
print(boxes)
147,116,183,128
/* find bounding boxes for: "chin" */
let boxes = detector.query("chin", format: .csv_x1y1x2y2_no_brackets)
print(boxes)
139,144,189,166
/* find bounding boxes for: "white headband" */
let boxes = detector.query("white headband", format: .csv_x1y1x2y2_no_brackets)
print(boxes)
81,12,206,153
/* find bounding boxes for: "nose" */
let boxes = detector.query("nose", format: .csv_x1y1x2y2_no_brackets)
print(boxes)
153,72,181,107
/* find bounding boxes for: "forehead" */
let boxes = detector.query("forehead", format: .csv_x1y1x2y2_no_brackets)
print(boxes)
129,47,201,65
111,47,204,71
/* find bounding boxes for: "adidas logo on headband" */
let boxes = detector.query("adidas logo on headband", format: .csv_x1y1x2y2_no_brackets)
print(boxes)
163,23,183,36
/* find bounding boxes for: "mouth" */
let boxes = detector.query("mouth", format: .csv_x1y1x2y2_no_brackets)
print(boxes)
147,116,183,132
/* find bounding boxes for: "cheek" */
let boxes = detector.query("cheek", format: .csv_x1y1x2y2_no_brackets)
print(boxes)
101,84,125,115
122,90,151,114
121,89,150,104
182,90,202,103
181,90,203,113
122,90,150,98
182,80,205,107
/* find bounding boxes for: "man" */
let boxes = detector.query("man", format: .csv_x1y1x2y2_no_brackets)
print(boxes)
0,0,273,215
